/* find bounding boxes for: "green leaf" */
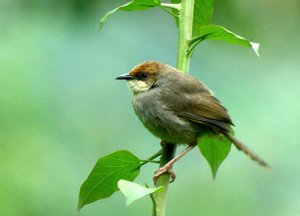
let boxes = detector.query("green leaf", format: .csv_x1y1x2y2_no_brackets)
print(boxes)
78,150,140,211
198,133,232,178
99,0,161,30
120,0,161,11
193,0,214,36
118,180,163,206
191,25,260,56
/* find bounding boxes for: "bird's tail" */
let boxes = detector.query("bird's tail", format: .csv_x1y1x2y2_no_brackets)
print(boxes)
224,132,270,168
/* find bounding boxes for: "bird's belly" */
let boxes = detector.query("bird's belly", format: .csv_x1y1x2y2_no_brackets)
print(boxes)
144,117,196,144
133,95,197,144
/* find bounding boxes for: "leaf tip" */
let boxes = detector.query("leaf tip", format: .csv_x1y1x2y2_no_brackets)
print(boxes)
98,21,105,31
125,200,133,207
250,42,260,57
98,7,120,32
77,201,83,213
212,169,217,180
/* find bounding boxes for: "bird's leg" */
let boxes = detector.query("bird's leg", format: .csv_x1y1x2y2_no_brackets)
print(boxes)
153,143,197,183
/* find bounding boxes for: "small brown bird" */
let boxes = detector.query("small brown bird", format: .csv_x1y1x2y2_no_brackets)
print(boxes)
116,61,269,182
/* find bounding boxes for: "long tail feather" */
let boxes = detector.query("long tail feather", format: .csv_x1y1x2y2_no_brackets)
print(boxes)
224,133,270,168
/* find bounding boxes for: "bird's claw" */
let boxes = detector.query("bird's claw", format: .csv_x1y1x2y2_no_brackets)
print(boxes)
153,165,176,184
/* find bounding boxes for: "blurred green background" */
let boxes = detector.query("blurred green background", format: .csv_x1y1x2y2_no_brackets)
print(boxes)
1,0,299,215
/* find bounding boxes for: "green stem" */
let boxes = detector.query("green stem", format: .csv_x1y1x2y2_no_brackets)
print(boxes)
153,143,176,216
153,0,194,216
176,0,194,73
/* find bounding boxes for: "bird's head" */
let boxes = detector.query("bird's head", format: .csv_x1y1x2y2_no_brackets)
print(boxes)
116,61,162,95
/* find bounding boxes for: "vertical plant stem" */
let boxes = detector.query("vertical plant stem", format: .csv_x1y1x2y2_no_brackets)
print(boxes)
153,143,176,216
153,0,194,216
177,0,195,73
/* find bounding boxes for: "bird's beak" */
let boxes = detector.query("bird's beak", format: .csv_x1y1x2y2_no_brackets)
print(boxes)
115,73,134,80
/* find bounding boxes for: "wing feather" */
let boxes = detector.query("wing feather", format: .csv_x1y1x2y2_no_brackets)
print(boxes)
158,71,234,131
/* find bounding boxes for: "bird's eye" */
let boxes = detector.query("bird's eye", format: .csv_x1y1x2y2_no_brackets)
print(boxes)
139,72,148,80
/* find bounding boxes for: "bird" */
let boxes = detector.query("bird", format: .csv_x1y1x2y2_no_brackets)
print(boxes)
116,61,269,182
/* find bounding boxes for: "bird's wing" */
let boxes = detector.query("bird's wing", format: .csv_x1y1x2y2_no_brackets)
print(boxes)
179,94,233,133
159,72,233,133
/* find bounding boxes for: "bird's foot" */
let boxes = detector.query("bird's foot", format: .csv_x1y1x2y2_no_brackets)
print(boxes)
153,164,176,184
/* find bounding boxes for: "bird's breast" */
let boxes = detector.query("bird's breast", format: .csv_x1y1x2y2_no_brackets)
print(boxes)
132,91,197,144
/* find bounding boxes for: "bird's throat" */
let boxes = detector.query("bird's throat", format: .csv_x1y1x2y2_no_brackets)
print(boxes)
128,80,151,94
